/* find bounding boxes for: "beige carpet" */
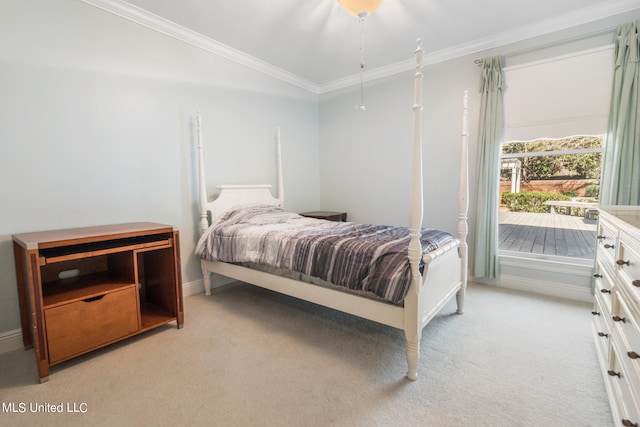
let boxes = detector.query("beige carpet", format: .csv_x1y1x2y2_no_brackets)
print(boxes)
0,282,612,426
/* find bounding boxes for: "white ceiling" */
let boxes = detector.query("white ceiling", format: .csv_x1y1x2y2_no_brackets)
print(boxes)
87,0,640,91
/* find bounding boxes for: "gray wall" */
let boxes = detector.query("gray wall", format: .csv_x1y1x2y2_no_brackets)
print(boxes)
0,0,319,335
319,57,479,234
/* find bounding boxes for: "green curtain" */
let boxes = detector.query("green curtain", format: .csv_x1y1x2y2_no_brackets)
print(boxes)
601,21,640,206
472,57,505,279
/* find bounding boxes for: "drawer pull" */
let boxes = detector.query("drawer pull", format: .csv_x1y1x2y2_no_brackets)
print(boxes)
597,235,606,240
600,289,611,294
605,244,615,249
613,316,626,323
82,294,106,303
592,311,601,316
607,369,621,378
629,351,639,360
633,279,640,288
617,259,630,266
598,332,609,338
594,274,603,278
622,420,638,427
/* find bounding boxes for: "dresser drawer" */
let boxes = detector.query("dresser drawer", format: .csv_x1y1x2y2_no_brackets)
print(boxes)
593,296,611,365
595,261,614,317
618,231,640,302
597,249,617,283
45,285,140,364
614,293,640,382
598,220,619,263
609,342,640,427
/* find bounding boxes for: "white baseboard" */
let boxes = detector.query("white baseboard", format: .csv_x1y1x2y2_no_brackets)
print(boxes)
0,280,209,355
0,329,23,354
496,254,594,303
182,275,236,297
182,278,204,297
498,274,593,303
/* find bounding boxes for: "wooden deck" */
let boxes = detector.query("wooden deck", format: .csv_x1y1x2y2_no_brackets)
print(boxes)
498,211,597,259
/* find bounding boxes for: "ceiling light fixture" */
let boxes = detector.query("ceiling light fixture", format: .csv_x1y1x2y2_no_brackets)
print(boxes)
337,0,382,18
338,0,382,111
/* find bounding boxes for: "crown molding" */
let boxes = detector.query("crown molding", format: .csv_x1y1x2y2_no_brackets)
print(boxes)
79,0,321,94
81,0,639,95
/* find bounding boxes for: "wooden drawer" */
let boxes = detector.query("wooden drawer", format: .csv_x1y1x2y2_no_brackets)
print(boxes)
45,285,139,364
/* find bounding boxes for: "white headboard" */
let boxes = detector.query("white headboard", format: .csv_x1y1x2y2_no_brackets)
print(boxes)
205,184,280,223
196,114,284,233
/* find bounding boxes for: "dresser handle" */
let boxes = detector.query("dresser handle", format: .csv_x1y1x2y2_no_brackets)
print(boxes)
607,369,621,378
629,351,639,360
622,420,638,427
613,316,626,323
597,235,605,240
617,259,630,266
633,279,640,287
600,289,611,294
594,274,603,278
592,311,601,316
598,332,609,338
605,244,615,249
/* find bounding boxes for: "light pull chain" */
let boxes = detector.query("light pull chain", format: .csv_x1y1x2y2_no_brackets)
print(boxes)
359,13,367,111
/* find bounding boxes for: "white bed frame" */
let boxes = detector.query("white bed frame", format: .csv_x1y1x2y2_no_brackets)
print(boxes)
196,42,469,381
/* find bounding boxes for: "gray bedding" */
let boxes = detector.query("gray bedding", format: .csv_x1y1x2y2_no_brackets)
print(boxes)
195,205,453,303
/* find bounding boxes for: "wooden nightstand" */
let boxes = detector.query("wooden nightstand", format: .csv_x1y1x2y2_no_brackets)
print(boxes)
300,211,347,222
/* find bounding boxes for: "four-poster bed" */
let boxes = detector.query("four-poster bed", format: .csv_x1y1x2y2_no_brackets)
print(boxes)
195,42,469,380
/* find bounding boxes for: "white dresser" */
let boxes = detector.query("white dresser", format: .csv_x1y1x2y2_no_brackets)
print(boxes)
593,206,640,427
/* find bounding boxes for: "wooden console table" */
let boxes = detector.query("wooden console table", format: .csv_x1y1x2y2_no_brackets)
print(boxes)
12,222,184,382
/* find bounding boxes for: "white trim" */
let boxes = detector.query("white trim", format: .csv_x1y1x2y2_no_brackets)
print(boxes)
182,278,204,297
497,253,594,302
182,276,237,297
501,146,603,159
79,0,320,94
503,44,615,72
0,329,23,354
498,274,593,303
80,0,640,94
499,251,594,272
498,250,595,268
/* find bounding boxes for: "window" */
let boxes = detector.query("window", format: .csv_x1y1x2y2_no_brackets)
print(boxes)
489,42,616,301
498,135,602,261
498,46,612,264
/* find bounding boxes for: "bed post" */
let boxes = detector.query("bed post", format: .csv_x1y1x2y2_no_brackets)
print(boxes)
196,111,213,295
276,127,284,207
456,92,470,314
197,111,209,234
405,39,425,381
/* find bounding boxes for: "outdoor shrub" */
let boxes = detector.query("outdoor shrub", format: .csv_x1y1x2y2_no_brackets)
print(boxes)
585,184,600,199
562,190,579,198
502,190,570,213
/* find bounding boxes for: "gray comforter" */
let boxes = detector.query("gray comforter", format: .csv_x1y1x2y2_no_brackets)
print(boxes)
195,205,453,303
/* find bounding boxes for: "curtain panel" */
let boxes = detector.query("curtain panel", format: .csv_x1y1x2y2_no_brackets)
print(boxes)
601,21,640,206
472,57,505,279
